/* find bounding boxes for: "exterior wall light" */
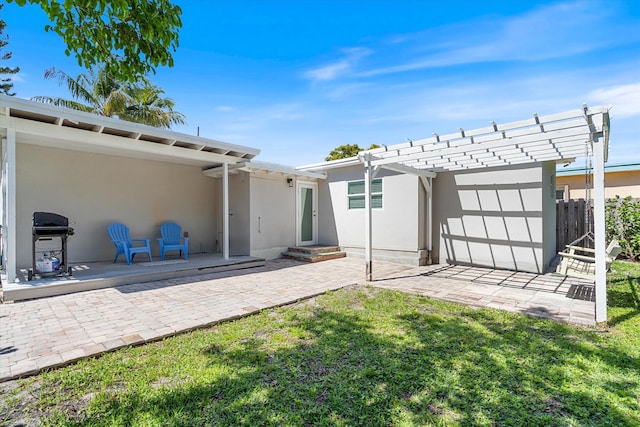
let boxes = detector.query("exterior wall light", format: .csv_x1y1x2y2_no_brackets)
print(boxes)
287,178,293,187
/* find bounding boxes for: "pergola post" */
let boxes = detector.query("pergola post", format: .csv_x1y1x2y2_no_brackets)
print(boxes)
593,133,607,323
364,155,373,281
428,177,433,264
222,161,230,260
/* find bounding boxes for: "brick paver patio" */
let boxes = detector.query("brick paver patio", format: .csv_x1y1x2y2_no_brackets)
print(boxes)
0,258,596,382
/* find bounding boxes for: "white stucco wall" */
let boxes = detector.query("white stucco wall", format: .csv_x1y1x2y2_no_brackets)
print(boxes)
15,143,218,267
249,174,298,259
432,162,556,273
318,165,426,264
211,172,301,259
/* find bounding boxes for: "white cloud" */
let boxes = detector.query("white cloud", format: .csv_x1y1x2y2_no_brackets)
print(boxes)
207,102,309,137
320,82,373,101
309,1,638,80
303,47,372,82
215,105,236,112
11,72,26,83
345,69,621,138
588,83,640,118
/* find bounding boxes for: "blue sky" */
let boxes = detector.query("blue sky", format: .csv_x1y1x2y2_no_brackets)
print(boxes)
3,0,639,167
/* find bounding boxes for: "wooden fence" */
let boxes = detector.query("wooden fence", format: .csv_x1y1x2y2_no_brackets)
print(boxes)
556,198,594,252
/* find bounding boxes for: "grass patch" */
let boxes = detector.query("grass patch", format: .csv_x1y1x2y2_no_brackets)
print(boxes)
608,261,640,327
2,267,640,426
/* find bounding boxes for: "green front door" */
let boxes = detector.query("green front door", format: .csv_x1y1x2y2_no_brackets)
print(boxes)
297,182,317,245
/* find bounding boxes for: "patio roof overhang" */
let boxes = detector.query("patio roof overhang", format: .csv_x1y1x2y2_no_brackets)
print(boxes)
204,160,327,180
0,95,260,168
0,96,262,285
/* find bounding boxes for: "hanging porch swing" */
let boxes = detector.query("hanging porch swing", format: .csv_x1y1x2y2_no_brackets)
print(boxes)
556,142,621,279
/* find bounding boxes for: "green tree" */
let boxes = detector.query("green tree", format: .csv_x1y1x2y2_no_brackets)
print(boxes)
0,4,20,95
122,82,186,128
325,144,381,161
32,66,185,129
8,0,181,82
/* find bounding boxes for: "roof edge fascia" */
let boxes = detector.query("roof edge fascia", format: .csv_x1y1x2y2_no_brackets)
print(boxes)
557,161,640,177
243,160,327,179
0,95,261,157
297,156,361,171
204,160,327,179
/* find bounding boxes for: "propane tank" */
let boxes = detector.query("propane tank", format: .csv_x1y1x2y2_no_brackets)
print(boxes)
36,253,54,272
50,256,61,271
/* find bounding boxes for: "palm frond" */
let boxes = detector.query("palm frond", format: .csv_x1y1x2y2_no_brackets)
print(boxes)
102,89,133,118
43,67,96,106
36,65,186,128
30,96,93,112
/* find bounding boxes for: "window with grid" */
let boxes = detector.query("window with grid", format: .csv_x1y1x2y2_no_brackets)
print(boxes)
347,178,382,209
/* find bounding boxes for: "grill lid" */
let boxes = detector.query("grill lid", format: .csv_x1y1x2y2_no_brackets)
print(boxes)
33,212,69,227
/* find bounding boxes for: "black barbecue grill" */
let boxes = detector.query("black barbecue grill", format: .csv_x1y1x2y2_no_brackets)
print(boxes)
30,212,74,280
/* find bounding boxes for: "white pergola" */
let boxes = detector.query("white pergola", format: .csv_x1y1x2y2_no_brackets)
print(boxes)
356,105,611,323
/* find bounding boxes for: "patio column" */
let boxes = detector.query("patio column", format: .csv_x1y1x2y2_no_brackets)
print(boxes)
428,176,433,264
364,155,373,281
222,161,229,260
2,128,16,283
593,132,607,323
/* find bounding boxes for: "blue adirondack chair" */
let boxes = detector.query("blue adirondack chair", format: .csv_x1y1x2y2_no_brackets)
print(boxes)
107,223,153,265
157,221,189,261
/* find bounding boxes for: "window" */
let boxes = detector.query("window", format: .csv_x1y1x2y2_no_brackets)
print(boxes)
556,184,569,201
348,178,382,209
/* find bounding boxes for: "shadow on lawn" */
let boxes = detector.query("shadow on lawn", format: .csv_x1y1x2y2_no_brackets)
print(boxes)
64,291,640,426
608,273,640,326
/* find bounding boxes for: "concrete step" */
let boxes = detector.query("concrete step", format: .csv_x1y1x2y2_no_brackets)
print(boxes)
282,250,346,263
286,245,342,254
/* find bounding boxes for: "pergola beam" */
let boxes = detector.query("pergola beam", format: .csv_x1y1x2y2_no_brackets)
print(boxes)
397,141,590,171
359,154,437,178
375,107,607,156
369,126,595,168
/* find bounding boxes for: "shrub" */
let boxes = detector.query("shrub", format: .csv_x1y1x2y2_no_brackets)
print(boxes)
606,195,640,261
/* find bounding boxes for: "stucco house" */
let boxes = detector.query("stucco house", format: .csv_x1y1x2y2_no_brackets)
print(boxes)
296,158,557,274
556,162,640,200
0,96,613,321
0,96,329,277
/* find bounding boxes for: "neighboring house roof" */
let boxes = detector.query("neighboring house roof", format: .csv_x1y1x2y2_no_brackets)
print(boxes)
557,162,640,177
0,95,260,168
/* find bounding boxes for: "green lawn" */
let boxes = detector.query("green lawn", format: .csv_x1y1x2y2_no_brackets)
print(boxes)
2,261,639,426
